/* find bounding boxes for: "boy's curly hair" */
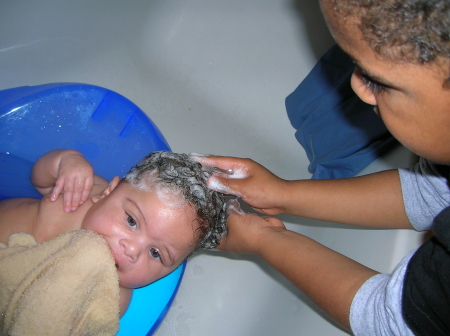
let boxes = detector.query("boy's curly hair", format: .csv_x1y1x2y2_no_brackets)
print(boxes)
123,151,227,253
332,0,450,86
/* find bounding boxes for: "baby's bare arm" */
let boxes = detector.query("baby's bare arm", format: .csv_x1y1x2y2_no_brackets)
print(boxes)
32,149,107,212
0,149,109,244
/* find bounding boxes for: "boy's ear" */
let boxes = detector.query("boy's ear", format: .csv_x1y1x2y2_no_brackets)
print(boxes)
92,176,121,204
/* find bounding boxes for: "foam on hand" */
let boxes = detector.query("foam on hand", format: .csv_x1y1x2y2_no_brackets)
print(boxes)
226,168,248,179
207,176,244,198
226,199,245,215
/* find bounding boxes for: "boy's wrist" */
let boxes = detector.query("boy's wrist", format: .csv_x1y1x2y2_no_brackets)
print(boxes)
252,225,287,257
276,179,295,214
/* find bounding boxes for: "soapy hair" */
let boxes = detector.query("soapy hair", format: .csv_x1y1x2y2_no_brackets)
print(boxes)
123,151,227,252
332,0,450,86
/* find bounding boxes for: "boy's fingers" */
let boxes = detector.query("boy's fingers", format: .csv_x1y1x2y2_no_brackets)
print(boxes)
207,175,245,198
226,198,245,215
263,216,286,229
189,153,223,168
190,154,253,196
190,154,249,176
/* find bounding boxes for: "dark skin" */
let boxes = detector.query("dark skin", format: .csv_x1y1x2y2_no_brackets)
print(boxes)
192,0,450,331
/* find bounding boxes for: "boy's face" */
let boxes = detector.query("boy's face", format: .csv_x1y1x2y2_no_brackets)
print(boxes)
320,0,450,164
81,181,197,288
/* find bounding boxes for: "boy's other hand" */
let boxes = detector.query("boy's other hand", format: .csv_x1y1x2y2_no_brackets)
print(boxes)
216,199,286,255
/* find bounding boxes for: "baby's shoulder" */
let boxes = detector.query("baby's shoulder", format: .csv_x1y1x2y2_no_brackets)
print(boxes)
34,195,89,242
0,197,40,244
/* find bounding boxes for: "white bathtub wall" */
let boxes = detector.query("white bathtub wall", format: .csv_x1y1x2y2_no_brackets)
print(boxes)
0,0,333,181
0,1,424,335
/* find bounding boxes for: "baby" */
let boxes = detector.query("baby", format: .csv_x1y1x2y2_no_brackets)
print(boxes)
0,149,227,315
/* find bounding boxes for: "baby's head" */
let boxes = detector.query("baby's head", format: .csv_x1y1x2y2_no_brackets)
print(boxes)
123,151,227,252
82,151,227,288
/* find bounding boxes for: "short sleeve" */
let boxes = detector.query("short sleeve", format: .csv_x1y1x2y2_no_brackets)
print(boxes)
349,251,416,336
399,158,450,231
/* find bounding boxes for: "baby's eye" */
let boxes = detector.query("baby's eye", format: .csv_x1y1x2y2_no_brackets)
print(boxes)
149,247,161,260
127,215,137,229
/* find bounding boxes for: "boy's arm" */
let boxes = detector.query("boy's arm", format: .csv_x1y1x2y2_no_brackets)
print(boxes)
283,169,411,229
31,149,106,212
193,155,412,229
219,203,378,331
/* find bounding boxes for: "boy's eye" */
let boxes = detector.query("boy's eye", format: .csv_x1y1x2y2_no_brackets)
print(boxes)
127,215,137,229
361,75,387,94
149,247,161,260
357,67,388,94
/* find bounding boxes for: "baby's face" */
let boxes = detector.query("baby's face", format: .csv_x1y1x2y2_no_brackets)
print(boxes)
81,181,198,288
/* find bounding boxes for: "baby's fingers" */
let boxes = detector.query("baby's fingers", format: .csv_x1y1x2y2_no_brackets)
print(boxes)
71,179,86,211
80,176,94,204
65,177,93,212
61,178,76,212
57,177,79,212
51,179,64,202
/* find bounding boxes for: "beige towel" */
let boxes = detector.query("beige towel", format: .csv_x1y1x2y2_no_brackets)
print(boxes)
0,230,120,336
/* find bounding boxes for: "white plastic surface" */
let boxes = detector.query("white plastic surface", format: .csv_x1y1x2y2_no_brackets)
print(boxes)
0,1,424,335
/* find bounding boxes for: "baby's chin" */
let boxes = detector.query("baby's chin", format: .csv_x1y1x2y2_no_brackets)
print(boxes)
117,272,152,289
117,275,134,289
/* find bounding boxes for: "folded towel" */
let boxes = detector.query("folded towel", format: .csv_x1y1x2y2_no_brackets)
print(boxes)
0,230,120,336
286,44,397,179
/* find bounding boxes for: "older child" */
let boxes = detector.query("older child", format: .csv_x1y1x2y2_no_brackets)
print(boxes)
192,0,450,335
0,149,227,316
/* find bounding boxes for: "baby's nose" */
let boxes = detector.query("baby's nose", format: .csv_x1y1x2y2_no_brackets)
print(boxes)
122,240,143,263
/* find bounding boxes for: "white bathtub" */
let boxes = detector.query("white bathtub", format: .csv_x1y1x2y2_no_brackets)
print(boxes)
0,1,425,335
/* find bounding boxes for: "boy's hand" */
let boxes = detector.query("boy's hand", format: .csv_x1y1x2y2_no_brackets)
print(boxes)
217,199,286,255
190,154,288,215
52,153,94,212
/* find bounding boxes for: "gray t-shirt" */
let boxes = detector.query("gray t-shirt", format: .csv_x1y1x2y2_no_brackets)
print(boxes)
399,158,450,231
349,158,450,336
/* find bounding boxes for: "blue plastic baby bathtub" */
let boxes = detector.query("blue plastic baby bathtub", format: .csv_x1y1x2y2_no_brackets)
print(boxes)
0,83,185,335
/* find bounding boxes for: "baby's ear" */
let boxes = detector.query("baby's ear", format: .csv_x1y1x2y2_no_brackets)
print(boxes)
92,176,121,204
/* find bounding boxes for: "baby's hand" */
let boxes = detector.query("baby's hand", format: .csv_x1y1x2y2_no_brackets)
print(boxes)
190,154,288,216
51,153,94,212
